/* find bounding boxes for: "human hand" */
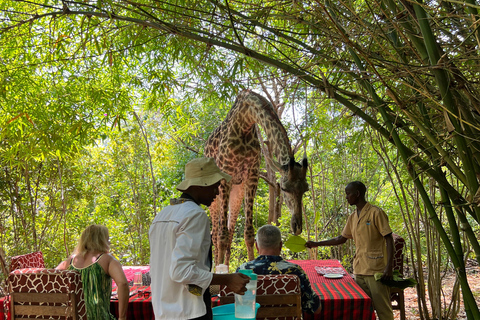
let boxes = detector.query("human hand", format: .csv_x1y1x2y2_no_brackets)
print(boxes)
226,273,250,295
305,241,318,248
381,266,393,281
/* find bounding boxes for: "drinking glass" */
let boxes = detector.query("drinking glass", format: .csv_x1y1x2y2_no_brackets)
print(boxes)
133,272,143,287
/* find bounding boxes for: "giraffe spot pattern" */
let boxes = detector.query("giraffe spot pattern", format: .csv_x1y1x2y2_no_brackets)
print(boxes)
219,274,301,320
9,251,45,272
8,267,87,319
204,90,307,265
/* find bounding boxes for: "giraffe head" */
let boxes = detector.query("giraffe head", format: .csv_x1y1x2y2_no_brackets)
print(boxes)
279,157,308,235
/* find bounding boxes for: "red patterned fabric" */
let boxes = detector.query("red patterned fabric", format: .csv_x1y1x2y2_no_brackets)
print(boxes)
0,297,6,320
219,274,301,297
218,274,301,320
393,233,405,275
110,267,154,319
290,260,375,320
110,263,376,320
119,265,151,287
121,266,150,283
391,234,406,320
8,268,87,319
110,286,154,320
9,251,45,272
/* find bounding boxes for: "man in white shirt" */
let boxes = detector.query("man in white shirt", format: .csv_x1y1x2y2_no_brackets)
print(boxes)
149,157,250,320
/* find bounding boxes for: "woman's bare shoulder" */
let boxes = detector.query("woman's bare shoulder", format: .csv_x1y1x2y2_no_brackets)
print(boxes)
104,253,122,263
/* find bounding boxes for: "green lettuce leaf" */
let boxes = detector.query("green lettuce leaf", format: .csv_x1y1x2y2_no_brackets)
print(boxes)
284,235,307,253
374,270,417,289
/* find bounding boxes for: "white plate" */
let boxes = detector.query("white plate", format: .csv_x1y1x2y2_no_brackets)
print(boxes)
324,273,343,279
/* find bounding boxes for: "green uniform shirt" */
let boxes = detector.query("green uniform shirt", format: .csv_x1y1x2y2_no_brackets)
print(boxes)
342,202,392,275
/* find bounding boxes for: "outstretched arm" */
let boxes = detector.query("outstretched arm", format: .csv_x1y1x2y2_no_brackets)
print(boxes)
305,235,348,248
210,273,250,294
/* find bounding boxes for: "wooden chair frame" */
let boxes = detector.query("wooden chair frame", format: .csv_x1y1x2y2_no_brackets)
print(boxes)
10,291,78,320
391,287,405,320
219,293,302,320
391,233,406,320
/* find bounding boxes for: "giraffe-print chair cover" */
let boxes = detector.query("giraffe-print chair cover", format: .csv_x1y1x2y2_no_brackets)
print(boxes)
2,251,45,320
9,251,45,272
392,233,405,275
391,233,406,320
219,274,301,320
8,268,87,319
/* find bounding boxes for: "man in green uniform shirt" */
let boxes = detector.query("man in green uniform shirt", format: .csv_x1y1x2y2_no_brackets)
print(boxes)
306,181,394,320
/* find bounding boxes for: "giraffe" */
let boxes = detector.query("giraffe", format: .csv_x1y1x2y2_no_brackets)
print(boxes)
204,89,308,266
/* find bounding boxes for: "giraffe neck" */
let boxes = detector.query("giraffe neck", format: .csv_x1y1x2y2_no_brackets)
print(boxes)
236,90,292,165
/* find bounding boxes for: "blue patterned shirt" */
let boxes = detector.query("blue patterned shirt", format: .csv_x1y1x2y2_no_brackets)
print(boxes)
237,255,320,313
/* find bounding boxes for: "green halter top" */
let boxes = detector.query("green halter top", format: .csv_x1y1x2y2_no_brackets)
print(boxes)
69,254,116,320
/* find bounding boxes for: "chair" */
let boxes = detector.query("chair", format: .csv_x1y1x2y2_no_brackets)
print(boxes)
219,274,302,320
0,248,8,320
9,251,45,272
3,251,46,319
9,267,87,319
391,233,406,320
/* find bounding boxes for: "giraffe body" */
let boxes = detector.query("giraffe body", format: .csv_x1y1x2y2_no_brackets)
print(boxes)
204,90,308,265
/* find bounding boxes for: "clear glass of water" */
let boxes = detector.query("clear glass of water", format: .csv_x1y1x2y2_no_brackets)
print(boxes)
133,272,143,287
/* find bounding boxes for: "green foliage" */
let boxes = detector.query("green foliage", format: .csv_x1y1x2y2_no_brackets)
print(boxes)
1,1,480,317
284,235,306,253
374,270,417,289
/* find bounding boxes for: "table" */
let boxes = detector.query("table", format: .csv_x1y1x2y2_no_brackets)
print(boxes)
117,262,375,320
116,265,150,286
290,259,375,320
3,262,374,320
110,285,154,320
110,266,154,319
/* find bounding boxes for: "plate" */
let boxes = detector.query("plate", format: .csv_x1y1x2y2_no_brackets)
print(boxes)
324,273,343,279
315,266,346,275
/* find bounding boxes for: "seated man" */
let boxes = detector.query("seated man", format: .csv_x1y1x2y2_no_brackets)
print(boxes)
237,224,321,315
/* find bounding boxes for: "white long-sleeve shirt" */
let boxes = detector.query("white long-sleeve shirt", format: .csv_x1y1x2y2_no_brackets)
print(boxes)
149,201,213,319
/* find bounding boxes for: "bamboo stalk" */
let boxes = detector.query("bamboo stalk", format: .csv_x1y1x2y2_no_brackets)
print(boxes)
413,3,480,225
340,15,480,315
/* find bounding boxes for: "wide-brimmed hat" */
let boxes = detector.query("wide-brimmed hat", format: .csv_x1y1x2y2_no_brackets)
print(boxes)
176,157,231,191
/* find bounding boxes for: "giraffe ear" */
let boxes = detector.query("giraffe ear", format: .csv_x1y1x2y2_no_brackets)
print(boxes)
288,157,296,179
301,157,308,178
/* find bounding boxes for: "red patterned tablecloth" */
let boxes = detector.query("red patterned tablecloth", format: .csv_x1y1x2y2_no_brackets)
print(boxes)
3,262,374,320
110,285,154,320
114,265,150,286
0,297,6,320
110,266,153,319
290,259,375,320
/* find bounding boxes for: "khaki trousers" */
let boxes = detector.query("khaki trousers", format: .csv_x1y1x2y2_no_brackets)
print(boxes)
355,274,394,320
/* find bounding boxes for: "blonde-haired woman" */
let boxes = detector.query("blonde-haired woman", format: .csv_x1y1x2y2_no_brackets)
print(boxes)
57,224,128,320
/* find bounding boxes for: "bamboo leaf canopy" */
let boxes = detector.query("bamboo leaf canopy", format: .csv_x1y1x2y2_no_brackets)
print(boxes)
1,1,480,318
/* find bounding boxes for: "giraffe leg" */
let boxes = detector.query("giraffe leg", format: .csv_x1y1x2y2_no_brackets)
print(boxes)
210,197,220,266
243,167,259,261
224,183,244,265
217,182,231,265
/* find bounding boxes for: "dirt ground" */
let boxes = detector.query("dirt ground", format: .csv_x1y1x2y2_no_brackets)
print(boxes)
393,260,480,320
